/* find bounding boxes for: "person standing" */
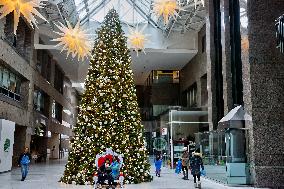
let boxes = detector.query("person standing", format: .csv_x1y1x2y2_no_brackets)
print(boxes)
111,156,120,180
181,147,190,180
190,149,204,188
18,147,32,181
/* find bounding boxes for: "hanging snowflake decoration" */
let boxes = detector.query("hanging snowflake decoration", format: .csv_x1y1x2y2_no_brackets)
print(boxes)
53,20,93,61
0,0,48,34
153,0,182,24
127,24,150,56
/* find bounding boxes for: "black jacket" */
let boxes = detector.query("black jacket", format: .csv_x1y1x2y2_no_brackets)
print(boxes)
18,152,32,165
190,154,204,175
99,163,112,175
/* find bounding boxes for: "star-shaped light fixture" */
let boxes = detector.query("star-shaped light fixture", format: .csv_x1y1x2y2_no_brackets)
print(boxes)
127,24,150,56
53,20,93,61
153,0,182,24
0,0,48,34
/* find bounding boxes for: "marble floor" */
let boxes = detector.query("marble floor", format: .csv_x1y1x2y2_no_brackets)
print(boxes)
0,159,262,189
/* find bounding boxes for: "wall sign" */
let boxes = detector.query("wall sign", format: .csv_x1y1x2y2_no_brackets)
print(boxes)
276,14,284,53
4,139,10,152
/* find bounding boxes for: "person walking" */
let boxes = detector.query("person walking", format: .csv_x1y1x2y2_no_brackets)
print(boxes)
175,158,182,174
181,147,189,180
190,149,204,188
18,147,32,181
154,155,162,177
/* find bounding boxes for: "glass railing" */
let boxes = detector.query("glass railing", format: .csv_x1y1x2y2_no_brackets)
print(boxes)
0,86,21,101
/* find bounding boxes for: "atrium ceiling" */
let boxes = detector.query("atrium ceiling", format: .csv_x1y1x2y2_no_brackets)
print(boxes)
36,0,207,89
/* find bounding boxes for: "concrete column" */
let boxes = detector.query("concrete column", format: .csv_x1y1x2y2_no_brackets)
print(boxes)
0,18,6,39
244,0,284,187
206,0,219,131
220,0,233,115
196,79,202,107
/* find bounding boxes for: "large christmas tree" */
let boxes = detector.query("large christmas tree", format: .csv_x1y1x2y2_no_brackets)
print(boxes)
60,9,152,185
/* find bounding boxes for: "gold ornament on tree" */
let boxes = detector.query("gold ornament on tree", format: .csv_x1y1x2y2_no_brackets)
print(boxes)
127,24,149,55
53,20,93,61
0,0,48,34
153,0,182,24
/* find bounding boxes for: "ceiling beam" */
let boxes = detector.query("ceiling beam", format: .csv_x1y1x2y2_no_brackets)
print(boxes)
126,0,159,28
81,0,112,25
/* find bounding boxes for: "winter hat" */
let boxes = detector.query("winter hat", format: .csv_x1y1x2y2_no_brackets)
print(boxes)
183,147,188,151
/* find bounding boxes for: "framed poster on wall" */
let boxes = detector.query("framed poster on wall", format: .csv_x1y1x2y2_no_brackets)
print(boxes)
0,119,15,173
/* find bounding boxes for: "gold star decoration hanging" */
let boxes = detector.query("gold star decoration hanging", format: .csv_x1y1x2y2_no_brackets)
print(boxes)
127,24,150,56
0,0,48,34
53,20,93,61
153,0,182,24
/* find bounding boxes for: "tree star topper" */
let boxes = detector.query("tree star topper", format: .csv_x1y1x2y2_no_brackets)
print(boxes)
153,0,182,24
0,0,48,34
53,20,93,61
127,24,149,55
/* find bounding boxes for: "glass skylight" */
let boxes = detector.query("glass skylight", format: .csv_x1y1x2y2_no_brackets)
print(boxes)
75,0,153,25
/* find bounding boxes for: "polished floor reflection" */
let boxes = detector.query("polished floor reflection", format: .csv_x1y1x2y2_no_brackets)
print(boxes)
0,159,263,189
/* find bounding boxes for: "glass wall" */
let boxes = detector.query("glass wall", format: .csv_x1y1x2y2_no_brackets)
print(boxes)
195,130,227,183
52,100,63,123
153,70,180,84
54,65,64,94
187,83,197,108
0,64,21,101
34,88,49,117
4,13,32,60
36,49,52,82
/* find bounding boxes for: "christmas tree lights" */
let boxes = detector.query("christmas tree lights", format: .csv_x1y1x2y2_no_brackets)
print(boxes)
60,9,152,185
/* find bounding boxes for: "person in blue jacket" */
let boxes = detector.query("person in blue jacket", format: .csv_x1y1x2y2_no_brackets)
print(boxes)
175,158,182,174
18,147,32,181
154,155,162,177
111,156,120,180
190,149,204,188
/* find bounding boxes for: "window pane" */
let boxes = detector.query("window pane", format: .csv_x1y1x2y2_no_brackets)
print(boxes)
34,91,38,109
52,100,56,118
2,69,9,88
0,65,3,87
15,77,21,94
9,72,16,92
40,92,44,111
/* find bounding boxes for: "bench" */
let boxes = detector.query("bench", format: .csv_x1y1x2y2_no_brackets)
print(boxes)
93,148,124,188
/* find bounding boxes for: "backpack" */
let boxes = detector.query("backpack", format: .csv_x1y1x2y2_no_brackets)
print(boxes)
20,155,30,165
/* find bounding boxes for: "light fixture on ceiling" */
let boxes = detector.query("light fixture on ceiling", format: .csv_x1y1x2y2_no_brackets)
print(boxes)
127,24,150,56
0,0,48,34
153,0,182,24
52,20,93,61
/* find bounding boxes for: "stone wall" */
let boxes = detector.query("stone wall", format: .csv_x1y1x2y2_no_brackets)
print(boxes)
206,0,284,187
0,17,77,160
245,0,284,187
180,26,207,108
151,83,180,105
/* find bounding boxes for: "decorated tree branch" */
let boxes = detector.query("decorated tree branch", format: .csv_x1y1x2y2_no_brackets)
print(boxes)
60,9,152,185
